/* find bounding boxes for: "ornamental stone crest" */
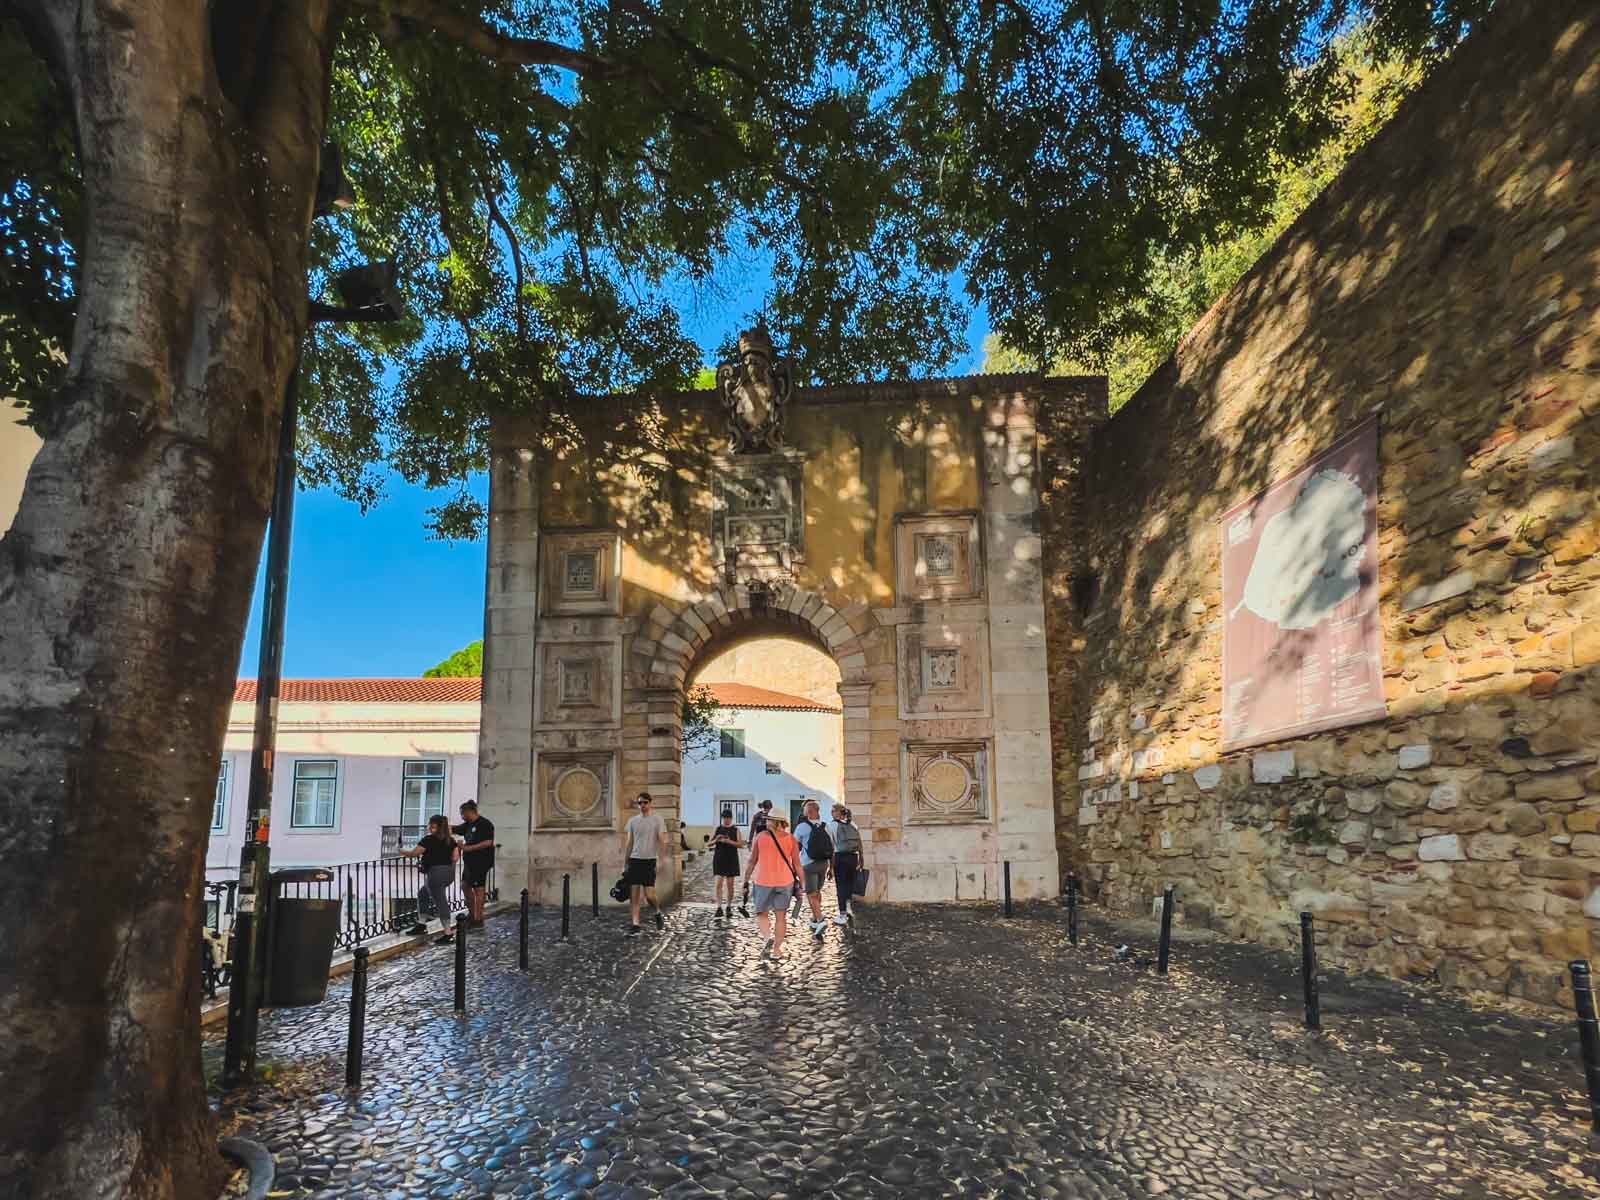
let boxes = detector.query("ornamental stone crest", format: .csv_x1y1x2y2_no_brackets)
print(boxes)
716,328,791,453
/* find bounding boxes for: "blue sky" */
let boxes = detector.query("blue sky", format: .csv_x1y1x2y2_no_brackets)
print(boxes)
240,305,993,680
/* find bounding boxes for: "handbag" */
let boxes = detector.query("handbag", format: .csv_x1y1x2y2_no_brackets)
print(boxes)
852,867,870,898
608,876,630,903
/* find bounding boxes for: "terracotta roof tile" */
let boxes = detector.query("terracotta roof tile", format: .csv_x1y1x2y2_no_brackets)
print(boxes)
234,678,483,704
693,682,841,714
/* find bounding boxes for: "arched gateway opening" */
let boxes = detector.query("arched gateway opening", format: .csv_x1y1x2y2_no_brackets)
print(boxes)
476,333,1102,907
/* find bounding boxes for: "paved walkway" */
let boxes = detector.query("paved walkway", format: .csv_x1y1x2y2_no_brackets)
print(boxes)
209,896,1600,1199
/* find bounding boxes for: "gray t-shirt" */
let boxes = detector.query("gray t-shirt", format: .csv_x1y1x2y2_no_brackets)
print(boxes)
625,813,666,860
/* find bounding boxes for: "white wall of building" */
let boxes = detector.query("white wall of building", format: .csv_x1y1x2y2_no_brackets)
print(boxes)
207,697,480,874
681,706,843,832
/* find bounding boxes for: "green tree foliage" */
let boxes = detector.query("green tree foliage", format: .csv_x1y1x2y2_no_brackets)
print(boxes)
983,37,1425,411
3,1,1493,537
682,684,723,761
423,639,484,677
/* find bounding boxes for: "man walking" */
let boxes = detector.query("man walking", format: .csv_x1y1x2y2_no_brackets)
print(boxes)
452,801,495,928
794,798,834,938
749,798,772,842
620,792,669,936
828,803,864,925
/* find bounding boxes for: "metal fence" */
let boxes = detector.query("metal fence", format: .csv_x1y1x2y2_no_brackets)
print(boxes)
200,860,497,999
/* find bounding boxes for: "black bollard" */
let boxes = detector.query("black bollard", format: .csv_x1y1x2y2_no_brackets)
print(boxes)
453,915,467,1014
345,946,369,1088
1157,886,1175,975
1569,960,1600,1131
1300,911,1321,1030
519,888,530,971
1003,860,1013,918
591,861,600,918
559,873,571,943
1067,874,1079,946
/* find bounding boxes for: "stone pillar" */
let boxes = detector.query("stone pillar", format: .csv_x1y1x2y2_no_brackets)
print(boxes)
981,390,1062,899
478,417,541,899
640,685,684,902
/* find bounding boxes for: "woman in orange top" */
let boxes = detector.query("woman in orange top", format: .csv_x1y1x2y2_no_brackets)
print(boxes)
743,812,803,958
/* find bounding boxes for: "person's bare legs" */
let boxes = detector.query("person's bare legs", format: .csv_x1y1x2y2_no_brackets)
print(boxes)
644,885,659,915
756,909,772,942
630,884,643,926
807,881,824,925
772,908,789,956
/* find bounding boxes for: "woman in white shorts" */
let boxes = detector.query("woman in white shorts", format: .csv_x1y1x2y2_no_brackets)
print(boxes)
744,812,803,959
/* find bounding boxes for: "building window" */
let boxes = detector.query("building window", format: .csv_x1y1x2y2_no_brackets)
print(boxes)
212,762,229,831
291,760,338,829
719,728,746,759
401,760,447,828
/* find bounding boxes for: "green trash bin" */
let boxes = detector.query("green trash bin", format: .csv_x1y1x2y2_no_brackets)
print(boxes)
265,869,341,1008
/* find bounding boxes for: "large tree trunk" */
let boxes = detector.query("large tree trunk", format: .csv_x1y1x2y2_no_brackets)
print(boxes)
0,3,331,1196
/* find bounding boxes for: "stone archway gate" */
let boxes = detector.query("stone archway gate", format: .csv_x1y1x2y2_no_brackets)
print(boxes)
477,336,1104,904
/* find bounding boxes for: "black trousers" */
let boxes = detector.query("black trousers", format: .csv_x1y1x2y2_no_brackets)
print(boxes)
833,852,859,912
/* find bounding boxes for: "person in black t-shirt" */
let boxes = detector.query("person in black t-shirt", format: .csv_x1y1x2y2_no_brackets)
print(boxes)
748,798,773,844
452,801,496,929
709,808,743,921
398,815,460,943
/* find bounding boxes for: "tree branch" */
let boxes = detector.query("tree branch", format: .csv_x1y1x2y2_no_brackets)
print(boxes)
479,169,529,347
353,0,631,79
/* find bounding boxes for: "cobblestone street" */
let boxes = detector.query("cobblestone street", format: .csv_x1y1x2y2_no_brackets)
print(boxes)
211,897,1600,1199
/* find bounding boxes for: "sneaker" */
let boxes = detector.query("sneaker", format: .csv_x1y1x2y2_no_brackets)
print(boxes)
714,906,724,920
812,920,826,938
832,915,849,926
433,934,453,945
405,923,427,936
627,924,642,937
654,910,665,930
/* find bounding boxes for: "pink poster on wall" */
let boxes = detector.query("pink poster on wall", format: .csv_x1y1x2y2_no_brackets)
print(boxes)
1220,418,1386,751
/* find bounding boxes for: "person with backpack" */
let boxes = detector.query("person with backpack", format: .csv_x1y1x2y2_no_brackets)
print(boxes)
828,803,864,926
743,812,803,959
794,798,834,938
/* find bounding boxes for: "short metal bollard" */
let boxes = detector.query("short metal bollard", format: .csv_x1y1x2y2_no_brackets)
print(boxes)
1003,860,1013,918
559,873,571,943
1569,960,1600,1131
1067,874,1079,946
1300,911,1321,1030
1157,886,1175,975
453,915,467,1014
591,861,600,918
345,946,369,1088
519,888,530,971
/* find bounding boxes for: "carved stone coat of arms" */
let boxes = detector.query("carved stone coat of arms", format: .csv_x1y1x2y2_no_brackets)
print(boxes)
716,328,791,453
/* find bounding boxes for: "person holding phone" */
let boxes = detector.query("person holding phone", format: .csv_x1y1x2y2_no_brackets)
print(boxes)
398,814,460,944
710,808,743,921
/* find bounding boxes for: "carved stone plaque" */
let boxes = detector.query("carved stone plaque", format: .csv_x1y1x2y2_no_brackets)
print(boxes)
903,742,990,824
897,621,991,720
537,751,615,829
541,531,621,615
711,452,806,580
896,513,982,602
538,640,620,726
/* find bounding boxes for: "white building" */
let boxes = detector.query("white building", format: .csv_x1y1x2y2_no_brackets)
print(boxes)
680,682,843,837
208,678,481,876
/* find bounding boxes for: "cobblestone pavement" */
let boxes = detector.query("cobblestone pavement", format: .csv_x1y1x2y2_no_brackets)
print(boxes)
209,895,1600,1199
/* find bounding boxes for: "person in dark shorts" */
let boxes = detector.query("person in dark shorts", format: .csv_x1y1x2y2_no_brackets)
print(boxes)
620,792,668,936
709,808,743,921
398,814,460,944
748,798,772,844
452,801,495,929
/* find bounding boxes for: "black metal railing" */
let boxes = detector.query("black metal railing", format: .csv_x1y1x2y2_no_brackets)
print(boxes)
199,859,497,1000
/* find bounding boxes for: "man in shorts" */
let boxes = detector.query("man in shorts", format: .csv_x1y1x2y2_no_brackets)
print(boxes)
620,792,668,936
452,801,496,928
795,798,832,938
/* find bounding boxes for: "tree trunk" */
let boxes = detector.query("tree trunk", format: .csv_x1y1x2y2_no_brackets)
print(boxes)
0,3,330,1196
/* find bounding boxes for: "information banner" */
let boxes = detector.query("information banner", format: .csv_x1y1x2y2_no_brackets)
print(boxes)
1220,418,1386,751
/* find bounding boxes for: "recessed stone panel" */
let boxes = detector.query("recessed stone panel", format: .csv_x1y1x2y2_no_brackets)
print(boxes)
536,750,616,830
541,531,622,615
537,640,621,726
902,741,991,825
897,620,991,720
896,513,982,602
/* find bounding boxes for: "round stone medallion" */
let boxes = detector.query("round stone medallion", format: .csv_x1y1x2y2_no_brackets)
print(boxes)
920,758,972,808
554,766,603,817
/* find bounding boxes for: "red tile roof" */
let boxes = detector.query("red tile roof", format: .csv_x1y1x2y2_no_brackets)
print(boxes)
693,682,841,714
235,678,483,703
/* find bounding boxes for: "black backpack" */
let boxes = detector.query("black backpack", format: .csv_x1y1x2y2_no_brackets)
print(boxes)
801,819,834,862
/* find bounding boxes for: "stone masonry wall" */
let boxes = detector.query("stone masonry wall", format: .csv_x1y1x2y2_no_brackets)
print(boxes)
1046,0,1600,1007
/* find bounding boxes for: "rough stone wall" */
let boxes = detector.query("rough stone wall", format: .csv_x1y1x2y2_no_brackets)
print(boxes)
1050,0,1600,1007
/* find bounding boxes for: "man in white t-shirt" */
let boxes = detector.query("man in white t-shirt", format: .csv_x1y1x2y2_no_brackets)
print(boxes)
794,798,833,938
619,792,669,936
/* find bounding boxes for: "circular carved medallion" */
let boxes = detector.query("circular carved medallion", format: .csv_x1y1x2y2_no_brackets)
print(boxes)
554,766,603,817
920,758,972,808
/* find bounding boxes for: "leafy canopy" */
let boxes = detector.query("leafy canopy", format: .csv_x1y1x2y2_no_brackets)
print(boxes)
423,639,484,678
3,1,1493,535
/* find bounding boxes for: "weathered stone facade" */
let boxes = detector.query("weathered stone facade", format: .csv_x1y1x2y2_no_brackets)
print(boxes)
482,375,1100,906
1043,0,1600,1007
